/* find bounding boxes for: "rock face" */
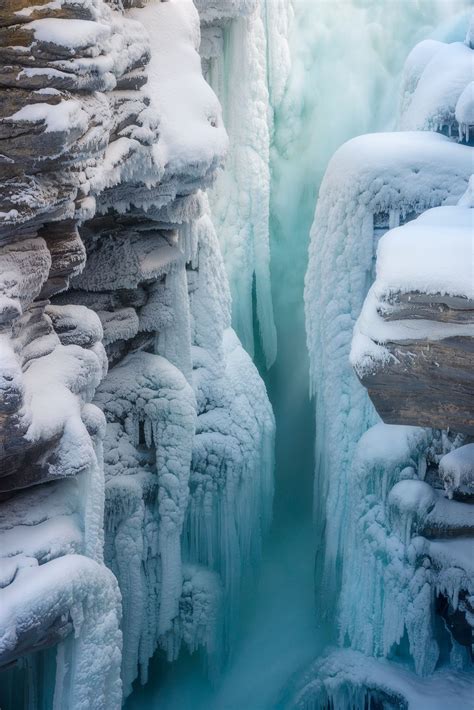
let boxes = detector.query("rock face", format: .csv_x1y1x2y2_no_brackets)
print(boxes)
0,1,274,707
301,22,474,710
352,204,474,437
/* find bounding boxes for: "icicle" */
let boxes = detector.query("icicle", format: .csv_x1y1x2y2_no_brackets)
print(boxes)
206,4,277,367
155,266,193,384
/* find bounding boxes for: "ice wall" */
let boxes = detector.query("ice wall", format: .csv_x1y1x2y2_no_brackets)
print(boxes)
198,0,291,368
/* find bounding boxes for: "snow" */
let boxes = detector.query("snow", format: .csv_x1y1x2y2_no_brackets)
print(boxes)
26,18,111,51
304,130,471,590
424,490,474,541
388,480,436,545
400,39,445,115
439,443,474,498
0,475,120,706
0,479,82,563
351,205,474,376
374,206,474,300
400,40,474,134
128,0,227,178
7,100,89,135
0,555,122,710
290,648,474,710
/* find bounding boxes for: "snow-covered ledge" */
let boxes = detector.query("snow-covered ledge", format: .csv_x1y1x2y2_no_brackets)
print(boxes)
0,1,274,706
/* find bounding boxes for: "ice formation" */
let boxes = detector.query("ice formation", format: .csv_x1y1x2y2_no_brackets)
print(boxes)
2,1,473,708
0,0,274,707
304,130,471,594
198,0,291,367
302,18,474,708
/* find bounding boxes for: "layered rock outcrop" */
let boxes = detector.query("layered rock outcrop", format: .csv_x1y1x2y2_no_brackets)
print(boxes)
0,1,274,707
352,202,474,437
301,20,474,710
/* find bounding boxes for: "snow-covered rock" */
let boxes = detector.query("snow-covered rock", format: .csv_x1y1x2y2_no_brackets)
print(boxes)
400,34,474,142
439,444,474,500
351,202,474,435
0,0,274,706
304,130,472,601
303,24,474,708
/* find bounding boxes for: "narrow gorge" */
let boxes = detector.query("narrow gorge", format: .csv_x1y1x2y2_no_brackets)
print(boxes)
0,2,473,709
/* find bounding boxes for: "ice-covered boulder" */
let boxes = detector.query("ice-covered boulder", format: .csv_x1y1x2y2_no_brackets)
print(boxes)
439,444,474,499
304,130,472,602
288,648,474,710
351,204,474,435
400,33,474,142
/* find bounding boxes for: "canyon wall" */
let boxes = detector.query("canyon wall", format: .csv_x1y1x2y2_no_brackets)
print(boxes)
300,22,474,709
0,1,274,707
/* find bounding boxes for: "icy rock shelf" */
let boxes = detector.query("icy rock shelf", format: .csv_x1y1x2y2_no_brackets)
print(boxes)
0,1,274,708
301,13,474,709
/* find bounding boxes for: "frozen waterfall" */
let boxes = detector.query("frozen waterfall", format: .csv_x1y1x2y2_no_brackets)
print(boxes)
0,0,472,709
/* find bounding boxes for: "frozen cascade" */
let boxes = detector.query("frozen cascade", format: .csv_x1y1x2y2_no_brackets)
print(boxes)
199,0,291,367
185,199,275,649
97,351,197,691
1,1,473,709
299,8,474,709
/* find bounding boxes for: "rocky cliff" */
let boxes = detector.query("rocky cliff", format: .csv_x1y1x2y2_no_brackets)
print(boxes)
300,20,474,709
0,2,274,708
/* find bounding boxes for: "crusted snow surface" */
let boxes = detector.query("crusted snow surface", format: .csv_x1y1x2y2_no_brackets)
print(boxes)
400,38,474,135
371,206,474,300
7,99,89,135
0,555,122,710
0,480,83,568
304,130,471,593
351,204,474,376
439,443,474,499
128,0,227,180
289,648,474,710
